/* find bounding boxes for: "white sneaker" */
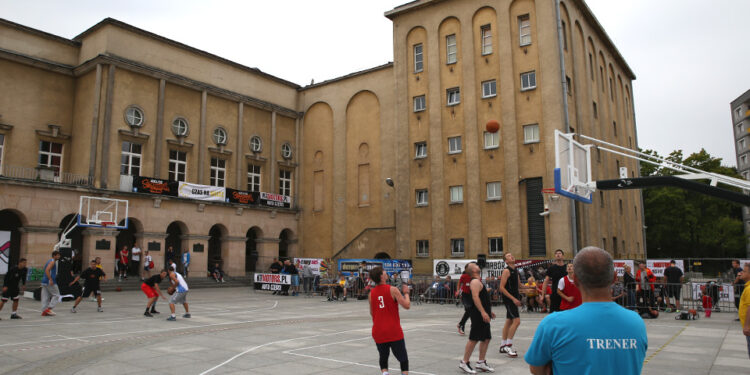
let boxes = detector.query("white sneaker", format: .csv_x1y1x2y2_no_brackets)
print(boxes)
459,361,477,374
475,360,495,372
70,307,77,313
504,345,518,358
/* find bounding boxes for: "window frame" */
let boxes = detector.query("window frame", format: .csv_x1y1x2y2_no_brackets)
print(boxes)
481,24,493,55
120,141,142,177
742,154,747,166
416,189,428,206
250,136,262,153
38,140,63,176
488,237,503,256
212,127,228,146
247,164,261,192
448,136,462,154
414,43,424,73
481,80,497,98
450,238,465,257
484,131,499,150
281,143,293,160
168,149,187,182
415,142,427,159
171,117,189,137
279,169,292,197
740,138,746,150
486,181,502,201
124,106,144,128
416,240,429,257
519,14,531,46
209,157,226,187
447,87,461,106
523,124,540,144
446,34,457,64
413,95,426,112
736,107,744,120
449,185,464,204
521,71,536,91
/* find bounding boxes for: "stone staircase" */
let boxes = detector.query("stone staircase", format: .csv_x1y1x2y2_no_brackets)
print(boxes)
25,275,255,292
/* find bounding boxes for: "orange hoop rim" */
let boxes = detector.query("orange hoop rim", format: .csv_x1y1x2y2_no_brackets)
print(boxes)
542,188,557,194
100,222,115,228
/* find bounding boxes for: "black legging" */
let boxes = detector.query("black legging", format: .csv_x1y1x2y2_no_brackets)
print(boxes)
459,293,471,328
376,339,408,372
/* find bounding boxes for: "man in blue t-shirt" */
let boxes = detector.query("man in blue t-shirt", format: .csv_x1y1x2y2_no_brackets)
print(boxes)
525,247,647,375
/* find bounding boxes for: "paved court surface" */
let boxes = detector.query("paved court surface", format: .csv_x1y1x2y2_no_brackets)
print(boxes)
0,287,747,374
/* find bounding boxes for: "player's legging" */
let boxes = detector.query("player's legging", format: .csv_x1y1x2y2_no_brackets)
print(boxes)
459,293,472,327
376,339,409,372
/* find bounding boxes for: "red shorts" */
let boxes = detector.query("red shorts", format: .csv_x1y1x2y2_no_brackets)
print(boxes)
141,283,158,298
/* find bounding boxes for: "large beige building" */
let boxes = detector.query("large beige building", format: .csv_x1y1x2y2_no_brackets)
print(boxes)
0,0,644,276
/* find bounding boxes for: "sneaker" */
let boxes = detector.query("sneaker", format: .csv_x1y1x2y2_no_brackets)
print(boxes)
44,309,56,317
144,311,153,317
150,309,160,314
97,307,103,312
459,361,476,374
475,360,495,373
71,307,77,313
343,296,347,301
457,324,465,336
665,308,672,313
10,314,22,319
504,345,518,358
183,313,191,318
166,316,177,321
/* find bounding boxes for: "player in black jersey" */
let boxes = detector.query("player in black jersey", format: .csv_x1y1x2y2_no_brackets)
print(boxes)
70,260,106,313
499,252,527,358
0,258,27,319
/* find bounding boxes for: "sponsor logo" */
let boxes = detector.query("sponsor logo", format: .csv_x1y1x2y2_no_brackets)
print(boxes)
435,261,450,277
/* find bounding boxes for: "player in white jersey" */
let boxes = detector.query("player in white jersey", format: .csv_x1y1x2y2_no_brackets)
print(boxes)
166,268,190,321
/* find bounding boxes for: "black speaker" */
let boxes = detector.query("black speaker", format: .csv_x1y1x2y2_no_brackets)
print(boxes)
477,254,487,269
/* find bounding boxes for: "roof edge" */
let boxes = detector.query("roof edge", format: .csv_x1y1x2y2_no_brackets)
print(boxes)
300,62,393,90
573,0,635,80
73,18,301,89
0,18,80,47
385,0,446,20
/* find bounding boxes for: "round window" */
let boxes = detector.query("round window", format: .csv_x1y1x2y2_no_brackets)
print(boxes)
213,127,228,145
281,143,293,159
250,136,262,153
125,106,144,127
171,118,189,137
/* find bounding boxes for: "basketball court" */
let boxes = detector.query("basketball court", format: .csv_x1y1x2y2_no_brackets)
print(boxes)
0,287,746,374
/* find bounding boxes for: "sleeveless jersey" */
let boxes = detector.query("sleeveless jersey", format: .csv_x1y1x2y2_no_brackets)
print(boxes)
370,284,404,344
41,259,57,284
505,266,520,298
559,275,582,310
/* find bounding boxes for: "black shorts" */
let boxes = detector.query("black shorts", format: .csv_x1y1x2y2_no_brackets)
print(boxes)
81,287,102,298
505,301,520,319
1,288,20,301
666,285,681,299
468,308,491,341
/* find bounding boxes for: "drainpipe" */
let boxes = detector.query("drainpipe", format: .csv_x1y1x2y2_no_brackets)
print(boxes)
555,0,578,254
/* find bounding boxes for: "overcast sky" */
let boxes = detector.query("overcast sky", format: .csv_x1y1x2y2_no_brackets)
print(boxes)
2,0,749,167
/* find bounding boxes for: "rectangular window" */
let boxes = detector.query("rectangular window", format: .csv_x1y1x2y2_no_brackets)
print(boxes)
609,78,614,101
488,237,503,255
521,71,536,91
120,142,142,176
593,101,598,118
600,67,605,91
447,87,461,106
481,24,492,55
413,95,426,112
613,121,617,137
744,171,750,180
625,97,630,118
487,181,502,200
414,43,424,73
740,138,746,150
613,237,618,253
168,150,187,182
446,34,457,64
313,170,324,211
481,80,497,98
484,131,499,149
519,14,531,46
279,169,292,197
0,134,4,174
742,155,747,165
523,124,540,144
247,164,261,192
566,76,572,95
417,240,429,257
416,189,428,206
451,238,465,256
450,185,463,203
39,141,63,176
561,20,568,50
209,157,226,187
589,53,594,80
619,199,623,215
448,136,462,154
415,142,427,158
602,237,607,250
736,107,744,120
599,191,605,208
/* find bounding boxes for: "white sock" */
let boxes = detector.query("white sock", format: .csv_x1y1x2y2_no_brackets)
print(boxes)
11,311,17,315
508,339,513,346
171,314,175,318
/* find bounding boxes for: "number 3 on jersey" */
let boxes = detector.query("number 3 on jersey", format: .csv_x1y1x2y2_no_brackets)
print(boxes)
378,295,385,308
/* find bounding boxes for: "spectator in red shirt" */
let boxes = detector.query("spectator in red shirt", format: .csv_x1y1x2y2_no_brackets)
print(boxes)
457,266,473,335
117,246,129,281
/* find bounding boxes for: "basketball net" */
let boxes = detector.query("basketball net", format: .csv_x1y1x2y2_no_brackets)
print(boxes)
541,188,561,216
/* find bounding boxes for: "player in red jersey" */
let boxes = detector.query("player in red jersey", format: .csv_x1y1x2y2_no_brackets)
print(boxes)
457,266,473,335
369,266,411,375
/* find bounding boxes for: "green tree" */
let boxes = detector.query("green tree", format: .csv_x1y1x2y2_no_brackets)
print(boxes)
639,148,746,259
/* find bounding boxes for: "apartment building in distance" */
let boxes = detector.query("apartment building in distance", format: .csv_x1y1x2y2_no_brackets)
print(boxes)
731,89,750,258
0,0,644,276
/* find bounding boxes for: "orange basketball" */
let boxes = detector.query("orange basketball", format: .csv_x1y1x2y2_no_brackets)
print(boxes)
115,286,122,292
486,119,500,133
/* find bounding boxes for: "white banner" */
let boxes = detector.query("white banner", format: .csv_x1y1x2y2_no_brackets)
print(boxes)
690,282,734,302
178,182,226,202
433,259,506,279
613,260,634,278
254,273,291,285
0,230,10,274
646,259,684,278
741,260,750,270
294,258,327,276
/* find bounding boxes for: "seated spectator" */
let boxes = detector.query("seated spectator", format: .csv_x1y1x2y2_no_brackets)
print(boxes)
427,276,442,303
525,276,539,311
334,275,349,301
440,275,453,304
211,263,225,283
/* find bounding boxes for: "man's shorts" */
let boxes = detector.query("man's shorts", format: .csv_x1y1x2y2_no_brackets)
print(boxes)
291,275,300,286
505,301,520,319
468,308,491,341
141,283,158,299
169,291,188,304
81,287,102,298
1,288,20,301
666,284,681,299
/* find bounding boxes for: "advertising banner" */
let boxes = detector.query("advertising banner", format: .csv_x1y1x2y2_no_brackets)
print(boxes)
294,258,329,276
254,273,291,291
338,259,412,278
433,259,506,279
132,176,177,196
613,260,635,277
178,182,226,202
690,282,734,302
0,231,10,274
647,259,684,277
741,259,750,269
259,192,292,208
226,188,259,205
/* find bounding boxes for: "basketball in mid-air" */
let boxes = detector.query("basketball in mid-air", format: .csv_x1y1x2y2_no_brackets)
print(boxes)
486,119,500,133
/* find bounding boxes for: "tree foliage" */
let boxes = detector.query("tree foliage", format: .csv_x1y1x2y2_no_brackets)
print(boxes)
640,148,746,259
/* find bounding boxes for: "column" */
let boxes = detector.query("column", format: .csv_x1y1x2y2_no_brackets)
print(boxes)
256,238,280,274
81,227,119,274
182,234,210,278
154,79,166,177
99,64,116,188
224,236,247,277
269,111,277,192
18,226,60,269
198,90,208,183
88,64,103,181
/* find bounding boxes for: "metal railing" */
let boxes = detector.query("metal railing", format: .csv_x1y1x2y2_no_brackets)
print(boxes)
1,165,92,186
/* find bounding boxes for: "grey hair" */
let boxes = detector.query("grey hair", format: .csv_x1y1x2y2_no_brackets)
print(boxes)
573,246,614,291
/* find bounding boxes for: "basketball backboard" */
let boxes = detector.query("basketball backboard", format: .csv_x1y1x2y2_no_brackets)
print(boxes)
554,130,595,203
77,196,129,229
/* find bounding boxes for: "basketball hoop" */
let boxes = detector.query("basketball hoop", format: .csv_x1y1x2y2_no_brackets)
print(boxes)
100,222,115,228
541,188,561,216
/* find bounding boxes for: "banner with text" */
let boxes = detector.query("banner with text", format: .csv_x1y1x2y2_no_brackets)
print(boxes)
226,188,259,205
259,192,292,208
132,176,178,196
690,282,734,302
647,259,685,277
338,259,412,279
178,182,226,202
294,258,329,276
254,273,291,291
613,260,635,277
433,259,506,279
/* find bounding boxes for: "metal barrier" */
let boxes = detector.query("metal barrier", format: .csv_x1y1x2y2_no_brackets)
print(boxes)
1,165,92,186
613,281,740,313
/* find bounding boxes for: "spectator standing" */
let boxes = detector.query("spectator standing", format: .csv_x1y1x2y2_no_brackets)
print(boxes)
142,250,153,280
40,251,61,317
623,265,636,309
270,258,282,295
525,247,647,374
165,246,176,265
733,260,744,320
737,264,750,359
181,249,191,278
635,262,656,310
542,249,567,312
302,262,314,296
131,243,141,279
499,252,526,358
611,273,625,306
0,258,27,319
459,262,496,373
558,263,582,311
369,266,411,375
117,246,129,281
663,260,684,312
284,259,299,296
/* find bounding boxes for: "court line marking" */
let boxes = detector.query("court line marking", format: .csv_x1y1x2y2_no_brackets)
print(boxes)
643,322,688,364
286,352,436,375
